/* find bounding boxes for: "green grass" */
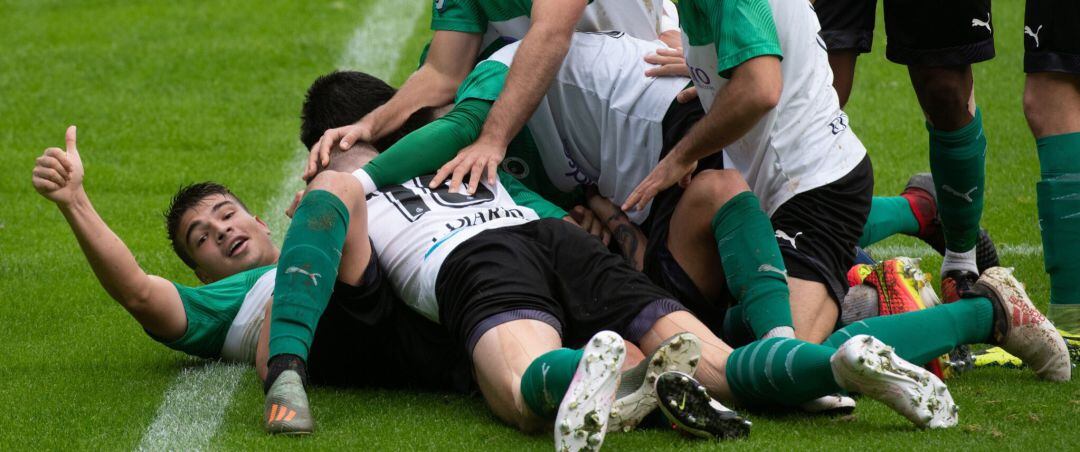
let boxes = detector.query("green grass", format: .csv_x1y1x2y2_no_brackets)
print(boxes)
0,0,1077,450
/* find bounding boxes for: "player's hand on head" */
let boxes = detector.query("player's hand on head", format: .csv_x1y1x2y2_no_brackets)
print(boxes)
304,121,375,182
644,47,689,78
622,155,696,213
32,125,84,205
430,140,507,195
569,204,611,245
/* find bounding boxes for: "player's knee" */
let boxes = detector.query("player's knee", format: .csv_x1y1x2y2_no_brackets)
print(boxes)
686,170,750,210
910,66,973,128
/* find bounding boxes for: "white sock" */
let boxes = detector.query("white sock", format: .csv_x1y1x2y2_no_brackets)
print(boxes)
941,247,978,274
762,326,795,340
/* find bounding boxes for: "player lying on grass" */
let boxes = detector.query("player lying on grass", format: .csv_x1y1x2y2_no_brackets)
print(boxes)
306,28,996,375
271,69,1072,437
31,125,1069,446
25,126,720,447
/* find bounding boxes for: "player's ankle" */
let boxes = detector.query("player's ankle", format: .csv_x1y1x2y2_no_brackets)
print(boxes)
265,354,308,393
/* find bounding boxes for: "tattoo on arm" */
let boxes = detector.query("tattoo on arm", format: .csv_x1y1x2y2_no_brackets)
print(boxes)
606,211,645,271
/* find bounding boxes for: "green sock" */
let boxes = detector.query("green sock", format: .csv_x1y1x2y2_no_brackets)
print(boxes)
721,304,756,348
928,107,987,254
725,338,840,408
268,190,349,361
858,196,921,247
1037,132,1080,331
520,348,584,419
822,297,993,364
713,191,793,339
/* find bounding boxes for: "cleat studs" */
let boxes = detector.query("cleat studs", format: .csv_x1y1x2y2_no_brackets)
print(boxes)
679,375,689,384
669,399,679,409
587,433,603,446
569,401,579,410
560,421,571,434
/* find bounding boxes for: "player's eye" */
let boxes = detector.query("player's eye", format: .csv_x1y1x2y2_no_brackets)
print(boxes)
224,211,234,220
197,235,207,246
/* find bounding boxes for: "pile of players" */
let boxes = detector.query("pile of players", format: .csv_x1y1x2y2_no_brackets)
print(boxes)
30,0,1080,450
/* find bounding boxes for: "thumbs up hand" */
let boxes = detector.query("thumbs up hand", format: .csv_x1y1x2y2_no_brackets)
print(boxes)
32,125,86,206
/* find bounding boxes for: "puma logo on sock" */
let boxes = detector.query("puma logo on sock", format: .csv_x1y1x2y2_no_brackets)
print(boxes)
942,185,978,203
971,13,991,33
284,266,322,286
1025,25,1043,48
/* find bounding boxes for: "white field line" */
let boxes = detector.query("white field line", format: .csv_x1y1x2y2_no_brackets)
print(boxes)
866,243,1043,259
136,1,426,450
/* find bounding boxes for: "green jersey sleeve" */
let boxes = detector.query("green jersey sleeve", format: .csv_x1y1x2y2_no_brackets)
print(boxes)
711,0,782,77
432,0,488,33
498,170,567,219
154,265,275,359
455,60,509,103
362,99,491,187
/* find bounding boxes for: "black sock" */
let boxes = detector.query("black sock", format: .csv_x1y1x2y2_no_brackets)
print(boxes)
264,353,308,393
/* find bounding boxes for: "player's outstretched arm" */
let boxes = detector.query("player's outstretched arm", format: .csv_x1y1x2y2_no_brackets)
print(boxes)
622,55,782,212
31,126,187,340
306,30,483,177
429,0,586,194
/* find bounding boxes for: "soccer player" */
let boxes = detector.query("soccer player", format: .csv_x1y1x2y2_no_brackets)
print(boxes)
292,60,1070,433
25,126,712,446
614,0,864,347
815,0,993,299
311,0,681,188
977,0,1080,367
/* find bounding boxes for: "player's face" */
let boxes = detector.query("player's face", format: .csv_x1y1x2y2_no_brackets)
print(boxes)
178,194,278,282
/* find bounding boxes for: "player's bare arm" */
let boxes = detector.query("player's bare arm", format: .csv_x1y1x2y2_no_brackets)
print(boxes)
585,189,647,271
430,0,586,194
305,30,483,179
623,55,782,212
31,126,187,340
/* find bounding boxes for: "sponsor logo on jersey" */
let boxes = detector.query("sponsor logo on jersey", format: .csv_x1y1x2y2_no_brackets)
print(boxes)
687,64,712,87
828,113,849,135
443,207,528,232
562,139,597,185
284,266,322,286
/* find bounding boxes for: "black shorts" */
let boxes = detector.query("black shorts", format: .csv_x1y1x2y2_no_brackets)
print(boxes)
770,156,874,304
640,98,730,329
815,0,995,66
307,247,472,393
435,219,686,352
1025,0,1080,74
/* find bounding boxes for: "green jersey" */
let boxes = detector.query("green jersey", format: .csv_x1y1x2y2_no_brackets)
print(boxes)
154,265,276,362
431,0,673,45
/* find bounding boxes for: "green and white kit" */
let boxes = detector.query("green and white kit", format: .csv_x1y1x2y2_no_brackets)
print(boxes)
678,0,867,215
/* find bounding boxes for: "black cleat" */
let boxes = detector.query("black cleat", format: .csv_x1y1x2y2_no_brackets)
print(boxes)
655,371,751,440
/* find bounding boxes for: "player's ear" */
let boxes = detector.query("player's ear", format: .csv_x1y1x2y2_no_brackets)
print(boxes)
254,215,271,236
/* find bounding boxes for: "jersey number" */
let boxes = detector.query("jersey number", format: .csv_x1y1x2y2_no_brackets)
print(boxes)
382,175,496,222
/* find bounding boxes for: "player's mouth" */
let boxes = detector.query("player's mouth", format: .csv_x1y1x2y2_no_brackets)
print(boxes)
227,236,249,258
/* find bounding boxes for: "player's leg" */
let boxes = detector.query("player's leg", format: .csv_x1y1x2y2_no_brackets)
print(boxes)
767,157,874,343
1023,0,1080,339
884,0,994,295
665,169,794,340
436,224,626,448
263,169,371,434
826,267,1071,381
814,0,877,108
643,310,958,428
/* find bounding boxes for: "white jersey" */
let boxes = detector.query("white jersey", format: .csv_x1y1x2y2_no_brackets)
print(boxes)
485,32,689,223
681,0,866,215
354,170,539,322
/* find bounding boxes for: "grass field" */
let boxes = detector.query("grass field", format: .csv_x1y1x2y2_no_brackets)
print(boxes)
1,0,1077,450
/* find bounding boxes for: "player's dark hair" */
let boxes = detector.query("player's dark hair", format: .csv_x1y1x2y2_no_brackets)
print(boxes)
299,70,434,151
164,182,249,269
